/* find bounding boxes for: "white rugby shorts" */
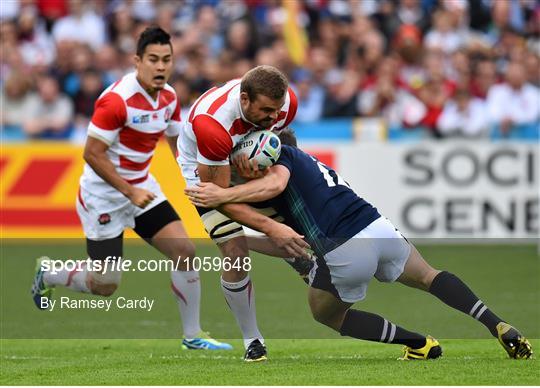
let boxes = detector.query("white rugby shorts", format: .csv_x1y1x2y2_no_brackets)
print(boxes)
309,216,411,303
76,174,167,240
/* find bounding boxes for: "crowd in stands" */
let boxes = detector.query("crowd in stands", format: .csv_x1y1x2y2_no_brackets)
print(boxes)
1,0,539,141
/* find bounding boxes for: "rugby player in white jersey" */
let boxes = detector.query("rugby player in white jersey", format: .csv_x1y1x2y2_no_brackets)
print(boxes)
177,65,312,361
31,26,231,351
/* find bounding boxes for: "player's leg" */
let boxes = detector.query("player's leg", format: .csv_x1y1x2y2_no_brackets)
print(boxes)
218,237,266,361
308,235,441,360
32,233,124,309
32,190,127,308
397,243,533,359
200,208,266,361
133,199,231,350
308,287,440,358
38,234,123,295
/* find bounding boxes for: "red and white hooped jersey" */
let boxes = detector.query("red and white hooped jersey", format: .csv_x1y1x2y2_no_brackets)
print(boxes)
80,72,181,199
177,78,297,168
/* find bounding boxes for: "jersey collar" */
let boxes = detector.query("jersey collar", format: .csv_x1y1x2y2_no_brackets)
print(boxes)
132,72,161,109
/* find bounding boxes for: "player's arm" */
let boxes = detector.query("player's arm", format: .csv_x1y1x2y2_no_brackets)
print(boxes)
84,92,155,208
84,136,156,208
164,98,181,159
196,163,308,257
219,202,310,258
165,135,178,158
185,165,290,207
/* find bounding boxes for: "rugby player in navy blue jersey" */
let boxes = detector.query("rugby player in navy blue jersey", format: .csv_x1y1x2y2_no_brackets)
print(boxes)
185,129,533,360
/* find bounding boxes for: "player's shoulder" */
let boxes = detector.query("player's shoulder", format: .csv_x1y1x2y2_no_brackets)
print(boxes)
276,144,298,166
95,87,125,110
163,82,177,97
190,79,242,122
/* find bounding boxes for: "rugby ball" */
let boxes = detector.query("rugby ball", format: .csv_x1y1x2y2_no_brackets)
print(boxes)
231,130,281,169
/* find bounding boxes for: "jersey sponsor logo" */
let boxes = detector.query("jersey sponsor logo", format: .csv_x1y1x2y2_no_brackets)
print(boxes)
98,213,111,225
133,114,150,124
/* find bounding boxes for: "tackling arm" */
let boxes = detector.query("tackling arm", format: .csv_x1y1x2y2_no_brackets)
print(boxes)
185,165,290,208
196,163,309,257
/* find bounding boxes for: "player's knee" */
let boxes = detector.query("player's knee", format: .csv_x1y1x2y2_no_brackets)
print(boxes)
222,244,246,261
90,282,118,297
420,268,441,289
170,239,196,262
88,267,122,296
310,303,335,327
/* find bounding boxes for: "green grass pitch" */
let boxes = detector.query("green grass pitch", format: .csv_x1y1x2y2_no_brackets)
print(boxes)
1,242,539,385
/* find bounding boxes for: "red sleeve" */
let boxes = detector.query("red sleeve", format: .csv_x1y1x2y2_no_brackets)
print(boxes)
192,115,233,161
90,92,127,130
282,87,298,128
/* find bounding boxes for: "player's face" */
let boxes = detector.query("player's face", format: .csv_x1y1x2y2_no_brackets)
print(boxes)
134,43,173,94
240,92,285,128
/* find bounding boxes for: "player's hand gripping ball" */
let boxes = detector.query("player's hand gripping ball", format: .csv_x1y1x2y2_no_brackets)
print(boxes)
231,130,281,170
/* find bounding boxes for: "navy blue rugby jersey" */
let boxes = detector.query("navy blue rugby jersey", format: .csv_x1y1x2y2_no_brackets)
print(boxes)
270,145,380,255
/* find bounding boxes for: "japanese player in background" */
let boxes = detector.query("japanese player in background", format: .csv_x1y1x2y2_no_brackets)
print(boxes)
32,26,232,351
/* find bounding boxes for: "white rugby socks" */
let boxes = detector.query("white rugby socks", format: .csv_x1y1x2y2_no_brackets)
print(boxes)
43,262,90,293
171,270,202,339
221,275,263,349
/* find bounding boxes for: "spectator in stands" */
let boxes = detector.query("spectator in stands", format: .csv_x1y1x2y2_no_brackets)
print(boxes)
0,71,34,139
437,87,489,138
524,52,540,87
322,69,360,118
94,44,123,86
470,59,498,99
424,8,464,54
379,0,431,40
108,2,136,54
63,44,94,97
0,20,25,82
416,52,456,136
448,49,471,87
71,68,103,143
308,46,335,89
17,7,56,68
224,19,257,61
358,58,426,129
394,24,425,90
196,5,225,59
347,28,386,78
292,68,324,123
22,74,74,139
486,61,540,136
52,0,105,51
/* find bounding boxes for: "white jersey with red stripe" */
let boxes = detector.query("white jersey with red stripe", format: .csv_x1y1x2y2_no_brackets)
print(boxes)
177,79,297,181
80,72,181,200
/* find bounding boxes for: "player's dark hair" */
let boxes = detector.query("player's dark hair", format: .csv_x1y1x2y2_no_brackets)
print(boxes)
241,65,289,101
278,128,297,147
136,26,172,57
